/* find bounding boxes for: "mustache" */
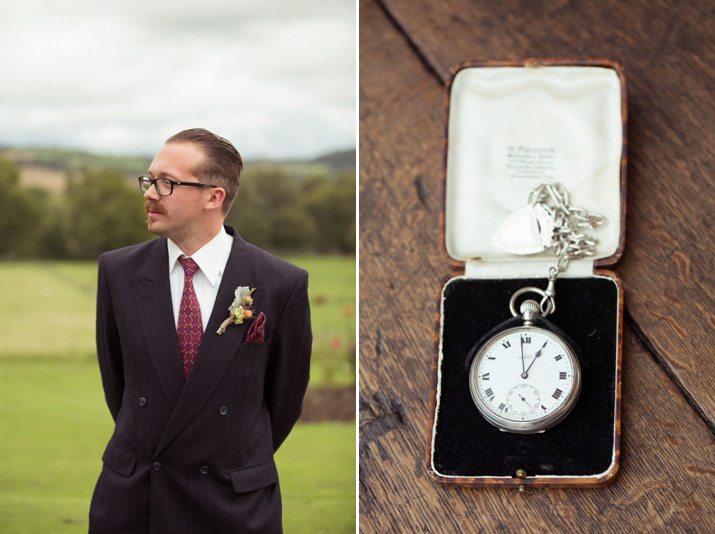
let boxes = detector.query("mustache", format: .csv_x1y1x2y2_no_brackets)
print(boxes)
145,201,166,215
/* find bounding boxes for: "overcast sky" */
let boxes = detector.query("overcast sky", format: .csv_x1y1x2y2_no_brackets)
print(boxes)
0,0,356,160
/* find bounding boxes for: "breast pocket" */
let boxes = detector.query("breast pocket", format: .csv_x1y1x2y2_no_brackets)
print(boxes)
238,339,272,356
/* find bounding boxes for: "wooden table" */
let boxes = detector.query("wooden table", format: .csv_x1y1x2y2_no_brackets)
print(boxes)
359,1,715,531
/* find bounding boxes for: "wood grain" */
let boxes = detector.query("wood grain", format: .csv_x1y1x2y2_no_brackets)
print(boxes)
359,0,715,531
362,323,715,532
379,0,715,432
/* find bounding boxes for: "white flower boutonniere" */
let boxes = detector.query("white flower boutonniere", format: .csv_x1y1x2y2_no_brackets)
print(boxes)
217,286,256,335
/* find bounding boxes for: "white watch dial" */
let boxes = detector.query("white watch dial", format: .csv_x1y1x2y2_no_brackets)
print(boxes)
469,325,581,433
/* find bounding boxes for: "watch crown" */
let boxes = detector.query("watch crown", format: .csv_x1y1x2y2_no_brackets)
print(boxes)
520,299,541,324
520,299,541,314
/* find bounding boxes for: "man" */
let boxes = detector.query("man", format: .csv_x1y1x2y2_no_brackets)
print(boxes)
89,128,312,533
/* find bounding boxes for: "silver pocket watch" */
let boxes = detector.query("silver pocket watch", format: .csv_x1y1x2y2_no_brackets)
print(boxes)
468,293,581,433
467,183,604,434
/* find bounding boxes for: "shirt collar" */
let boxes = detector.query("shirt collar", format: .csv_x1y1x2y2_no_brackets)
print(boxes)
167,227,232,286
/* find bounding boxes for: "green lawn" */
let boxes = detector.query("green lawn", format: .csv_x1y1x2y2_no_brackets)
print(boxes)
0,262,96,360
0,258,355,533
0,258,356,386
276,423,356,533
286,255,356,386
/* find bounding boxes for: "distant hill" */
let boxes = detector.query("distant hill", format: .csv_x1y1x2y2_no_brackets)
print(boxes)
247,148,355,176
311,149,355,170
1,146,355,192
0,147,152,176
1,146,355,173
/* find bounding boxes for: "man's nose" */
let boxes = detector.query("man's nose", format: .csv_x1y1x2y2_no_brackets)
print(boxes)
143,184,160,201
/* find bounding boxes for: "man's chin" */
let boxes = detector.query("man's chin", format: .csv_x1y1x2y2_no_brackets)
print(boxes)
146,218,166,237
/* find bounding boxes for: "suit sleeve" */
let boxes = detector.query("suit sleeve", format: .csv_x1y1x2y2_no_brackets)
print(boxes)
96,254,125,421
265,270,312,452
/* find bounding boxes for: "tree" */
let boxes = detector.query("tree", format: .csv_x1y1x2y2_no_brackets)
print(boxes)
0,158,47,258
64,169,151,258
226,166,356,254
271,206,317,251
302,171,356,253
226,167,315,252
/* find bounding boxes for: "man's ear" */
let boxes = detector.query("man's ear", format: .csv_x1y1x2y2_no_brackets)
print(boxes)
204,187,226,212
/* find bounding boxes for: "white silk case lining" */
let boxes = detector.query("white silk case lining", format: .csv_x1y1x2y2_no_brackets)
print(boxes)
444,65,623,278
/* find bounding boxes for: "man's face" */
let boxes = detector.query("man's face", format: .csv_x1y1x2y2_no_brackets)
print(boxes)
144,142,209,241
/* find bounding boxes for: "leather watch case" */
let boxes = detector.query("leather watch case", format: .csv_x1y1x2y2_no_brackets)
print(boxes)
427,58,627,488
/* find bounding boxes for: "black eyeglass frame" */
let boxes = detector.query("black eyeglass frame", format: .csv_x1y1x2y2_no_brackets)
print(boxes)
138,175,218,196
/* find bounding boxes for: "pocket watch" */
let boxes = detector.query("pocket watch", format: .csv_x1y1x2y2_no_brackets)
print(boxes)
467,182,605,433
468,293,581,434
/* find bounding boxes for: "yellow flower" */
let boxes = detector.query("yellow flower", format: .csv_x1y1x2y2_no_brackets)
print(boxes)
232,306,245,325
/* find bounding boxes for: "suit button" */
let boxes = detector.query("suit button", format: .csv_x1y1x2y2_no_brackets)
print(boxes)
219,406,228,416
138,397,147,406
152,462,161,471
200,466,209,475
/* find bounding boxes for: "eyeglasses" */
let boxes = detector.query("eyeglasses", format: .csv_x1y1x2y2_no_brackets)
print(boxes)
138,176,218,196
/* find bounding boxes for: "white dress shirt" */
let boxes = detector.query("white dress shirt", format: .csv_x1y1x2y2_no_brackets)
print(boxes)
168,227,234,332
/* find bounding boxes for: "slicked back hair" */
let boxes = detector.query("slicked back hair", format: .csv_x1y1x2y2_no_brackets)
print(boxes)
165,128,243,215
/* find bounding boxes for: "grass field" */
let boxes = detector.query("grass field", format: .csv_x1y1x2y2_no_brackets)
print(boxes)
0,257,355,533
286,255,356,386
0,258,356,386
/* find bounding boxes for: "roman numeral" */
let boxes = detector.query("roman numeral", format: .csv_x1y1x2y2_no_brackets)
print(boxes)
487,356,496,360
501,340,511,349
559,372,567,380
552,388,563,400
541,405,547,411
498,403,506,411
522,336,531,343
555,354,563,361
485,388,495,401
481,373,490,381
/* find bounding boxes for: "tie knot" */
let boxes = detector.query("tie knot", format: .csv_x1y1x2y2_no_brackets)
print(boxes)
179,256,199,278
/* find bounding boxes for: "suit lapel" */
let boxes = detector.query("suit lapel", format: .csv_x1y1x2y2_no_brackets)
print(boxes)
155,228,264,456
133,240,185,408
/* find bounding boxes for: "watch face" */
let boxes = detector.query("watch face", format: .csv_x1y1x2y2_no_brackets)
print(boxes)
468,325,581,433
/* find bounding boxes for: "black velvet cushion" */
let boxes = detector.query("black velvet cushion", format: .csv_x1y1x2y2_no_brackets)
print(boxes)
432,276,619,478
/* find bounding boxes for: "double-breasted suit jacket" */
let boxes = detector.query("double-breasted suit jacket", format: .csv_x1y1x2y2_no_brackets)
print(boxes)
89,225,312,534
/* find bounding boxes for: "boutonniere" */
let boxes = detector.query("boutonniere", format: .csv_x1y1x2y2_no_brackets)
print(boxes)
217,286,257,335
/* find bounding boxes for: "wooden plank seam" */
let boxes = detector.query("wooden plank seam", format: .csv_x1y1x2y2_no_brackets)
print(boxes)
376,0,446,83
625,309,715,437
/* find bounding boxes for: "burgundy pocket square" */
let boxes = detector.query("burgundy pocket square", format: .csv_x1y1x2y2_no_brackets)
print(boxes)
245,312,266,344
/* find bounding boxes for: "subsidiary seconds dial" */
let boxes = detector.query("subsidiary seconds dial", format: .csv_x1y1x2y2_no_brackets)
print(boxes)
468,325,581,433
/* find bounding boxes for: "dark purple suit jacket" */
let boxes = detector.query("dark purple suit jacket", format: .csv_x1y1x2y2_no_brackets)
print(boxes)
89,226,312,533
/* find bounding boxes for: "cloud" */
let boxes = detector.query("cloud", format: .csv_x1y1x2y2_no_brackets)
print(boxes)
0,0,355,159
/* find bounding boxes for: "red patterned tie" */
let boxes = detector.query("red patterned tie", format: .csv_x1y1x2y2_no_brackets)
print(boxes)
177,256,202,378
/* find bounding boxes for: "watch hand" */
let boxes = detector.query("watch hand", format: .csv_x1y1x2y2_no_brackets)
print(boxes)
523,341,548,378
520,336,526,376
519,394,534,411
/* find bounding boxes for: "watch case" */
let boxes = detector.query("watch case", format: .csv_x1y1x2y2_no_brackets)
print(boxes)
427,58,627,488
